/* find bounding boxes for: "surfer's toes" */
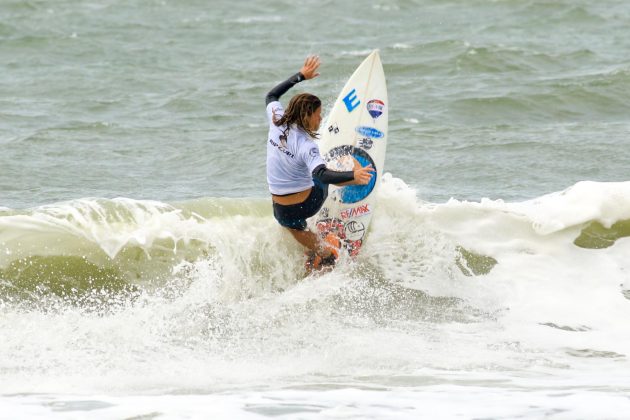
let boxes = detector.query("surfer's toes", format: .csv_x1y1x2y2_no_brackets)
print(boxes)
319,253,337,267
304,254,320,271
323,233,341,259
305,250,337,272
305,255,335,272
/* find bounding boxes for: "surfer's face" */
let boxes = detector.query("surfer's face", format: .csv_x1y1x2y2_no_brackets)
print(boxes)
308,106,322,132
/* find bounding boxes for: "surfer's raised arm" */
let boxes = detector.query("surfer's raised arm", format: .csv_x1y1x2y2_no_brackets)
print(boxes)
265,56,321,105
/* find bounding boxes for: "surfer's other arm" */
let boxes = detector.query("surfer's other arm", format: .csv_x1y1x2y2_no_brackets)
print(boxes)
312,164,374,186
265,56,321,105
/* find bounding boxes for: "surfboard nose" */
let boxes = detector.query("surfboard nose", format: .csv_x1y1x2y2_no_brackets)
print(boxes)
367,49,380,61
366,50,383,71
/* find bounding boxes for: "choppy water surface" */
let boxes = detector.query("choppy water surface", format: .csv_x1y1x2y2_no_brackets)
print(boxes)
2,0,630,418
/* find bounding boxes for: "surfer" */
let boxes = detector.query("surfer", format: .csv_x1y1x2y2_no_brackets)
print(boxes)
265,55,374,270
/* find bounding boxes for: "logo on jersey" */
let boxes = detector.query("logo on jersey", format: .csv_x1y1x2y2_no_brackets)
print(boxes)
269,138,295,159
309,147,319,157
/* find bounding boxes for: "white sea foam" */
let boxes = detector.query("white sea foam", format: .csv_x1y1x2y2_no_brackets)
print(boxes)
225,16,283,24
3,384,630,419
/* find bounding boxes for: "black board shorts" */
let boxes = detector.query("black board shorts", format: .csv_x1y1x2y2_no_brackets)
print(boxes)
273,179,329,231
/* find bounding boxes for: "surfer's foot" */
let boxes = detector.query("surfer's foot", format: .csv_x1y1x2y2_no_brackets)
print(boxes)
322,233,341,259
305,252,337,272
305,234,342,272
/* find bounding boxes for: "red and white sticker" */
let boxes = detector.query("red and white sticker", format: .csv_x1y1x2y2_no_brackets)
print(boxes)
340,203,372,220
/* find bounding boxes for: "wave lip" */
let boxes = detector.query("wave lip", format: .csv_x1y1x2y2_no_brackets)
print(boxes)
513,181,630,235
0,197,218,307
0,197,208,260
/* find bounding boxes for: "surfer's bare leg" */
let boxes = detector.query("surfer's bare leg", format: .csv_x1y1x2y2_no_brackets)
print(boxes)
287,227,340,272
286,227,330,256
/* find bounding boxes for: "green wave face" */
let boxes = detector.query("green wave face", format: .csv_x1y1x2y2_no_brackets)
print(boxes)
0,255,136,309
574,219,630,249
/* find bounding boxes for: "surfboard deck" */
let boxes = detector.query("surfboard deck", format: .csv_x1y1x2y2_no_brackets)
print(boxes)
311,50,388,258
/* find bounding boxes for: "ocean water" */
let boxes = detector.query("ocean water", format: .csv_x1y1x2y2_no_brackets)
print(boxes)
2,0,630,418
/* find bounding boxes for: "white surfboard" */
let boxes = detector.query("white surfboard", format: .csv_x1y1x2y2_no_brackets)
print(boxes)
312,50,388,257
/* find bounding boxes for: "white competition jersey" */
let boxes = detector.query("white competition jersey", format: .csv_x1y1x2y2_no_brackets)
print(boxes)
266,101,325,195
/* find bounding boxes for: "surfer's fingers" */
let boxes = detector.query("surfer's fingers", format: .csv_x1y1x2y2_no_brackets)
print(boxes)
304,55,321,70
306,54,320,63
354,165,375,184
300,56,321,79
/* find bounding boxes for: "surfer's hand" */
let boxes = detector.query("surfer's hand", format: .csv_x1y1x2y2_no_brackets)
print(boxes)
352,165,375,185
300,55,321,80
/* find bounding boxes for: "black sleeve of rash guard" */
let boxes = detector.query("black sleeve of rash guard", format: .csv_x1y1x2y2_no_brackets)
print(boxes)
312,164,354,185
265,72,305,105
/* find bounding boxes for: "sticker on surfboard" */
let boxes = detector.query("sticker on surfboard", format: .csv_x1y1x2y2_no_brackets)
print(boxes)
355,126,384,139
316,218,363,257
367,99,385,119
323,146,377,204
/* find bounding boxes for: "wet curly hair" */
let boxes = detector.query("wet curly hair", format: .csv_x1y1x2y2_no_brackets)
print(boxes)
273,93,321,140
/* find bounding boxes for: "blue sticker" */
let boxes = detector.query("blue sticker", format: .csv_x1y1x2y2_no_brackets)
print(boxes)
339,151,377,204
342,89,360,113
355,126,384,139
323,146,377,204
